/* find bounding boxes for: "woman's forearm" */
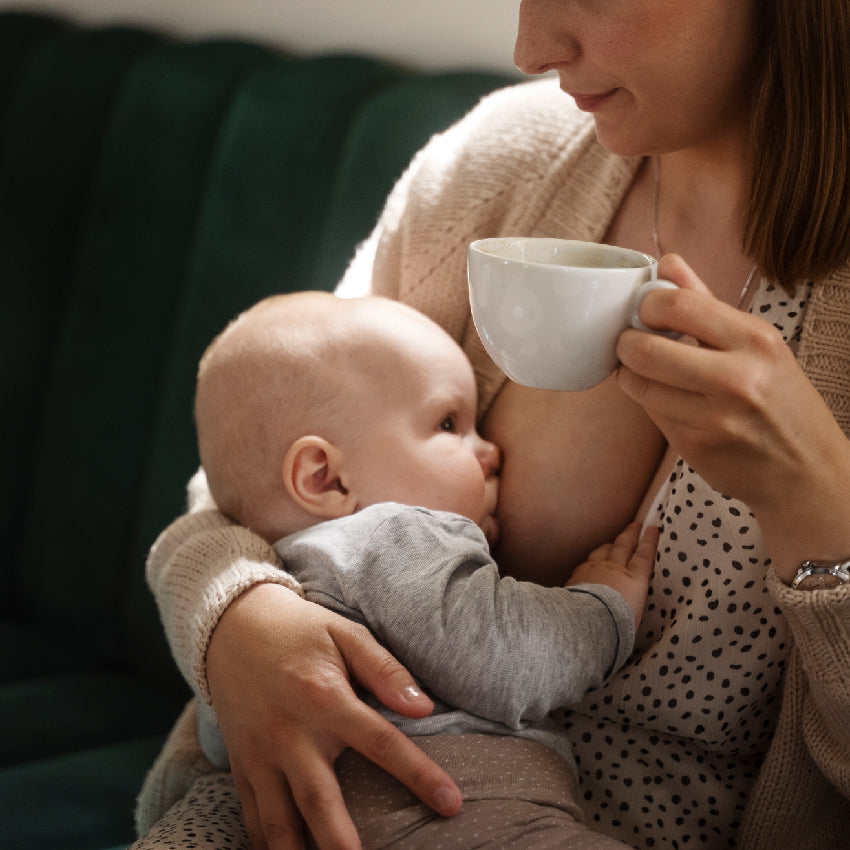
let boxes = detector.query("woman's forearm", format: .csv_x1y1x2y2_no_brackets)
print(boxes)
767,570,850,787
146,507,302,702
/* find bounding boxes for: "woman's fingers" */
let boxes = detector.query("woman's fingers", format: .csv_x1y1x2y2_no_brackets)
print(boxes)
232,765,307,850
619,262,790,432
333,620,435,719
259,699,459,849
286,758,362,850
632,287,755,356
637,253,766,351
207,586,462,848
343,699,462,816
332,621,462,816
230,771,268,850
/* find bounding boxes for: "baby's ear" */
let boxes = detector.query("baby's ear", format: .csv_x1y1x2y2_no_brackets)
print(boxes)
283,436,357,519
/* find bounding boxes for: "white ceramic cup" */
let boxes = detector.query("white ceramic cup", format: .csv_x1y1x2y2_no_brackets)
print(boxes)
467,237,677,391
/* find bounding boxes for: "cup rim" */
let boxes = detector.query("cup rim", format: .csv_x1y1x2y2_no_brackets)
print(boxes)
469,237,655,271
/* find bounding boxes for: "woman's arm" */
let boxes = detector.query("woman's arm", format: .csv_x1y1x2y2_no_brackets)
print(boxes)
617,254,850,580
738,577,850,847
146,503,302,703
768,575,850,793
617,255,850,820
205,583,461,850
148,477,461,850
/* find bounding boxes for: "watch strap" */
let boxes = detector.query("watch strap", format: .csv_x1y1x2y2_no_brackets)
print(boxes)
792,559,850,590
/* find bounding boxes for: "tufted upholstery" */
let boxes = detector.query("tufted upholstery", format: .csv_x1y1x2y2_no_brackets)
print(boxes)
0,12,513,848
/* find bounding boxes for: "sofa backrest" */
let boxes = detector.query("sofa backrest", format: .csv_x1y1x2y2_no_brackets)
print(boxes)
0,11,515,692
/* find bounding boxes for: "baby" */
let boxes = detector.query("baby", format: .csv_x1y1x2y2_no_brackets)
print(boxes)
194,291,656,849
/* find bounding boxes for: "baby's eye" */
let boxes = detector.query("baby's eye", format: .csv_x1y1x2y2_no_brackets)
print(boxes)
438,415,457,433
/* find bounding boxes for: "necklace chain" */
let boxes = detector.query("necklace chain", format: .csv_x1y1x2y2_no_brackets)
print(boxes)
652,156,758,309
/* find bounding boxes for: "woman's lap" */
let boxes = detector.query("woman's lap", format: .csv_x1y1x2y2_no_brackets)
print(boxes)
132,734,633,849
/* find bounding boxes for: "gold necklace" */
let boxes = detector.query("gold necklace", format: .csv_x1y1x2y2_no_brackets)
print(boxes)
652,156,758,309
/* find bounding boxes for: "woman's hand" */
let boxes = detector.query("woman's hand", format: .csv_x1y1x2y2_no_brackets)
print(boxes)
616,254,850,581
206,583,462,850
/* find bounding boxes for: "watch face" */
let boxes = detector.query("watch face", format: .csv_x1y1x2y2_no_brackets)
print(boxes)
795,573,847,591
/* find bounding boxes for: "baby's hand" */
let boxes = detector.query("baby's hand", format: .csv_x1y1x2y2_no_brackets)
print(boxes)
566,522,658,629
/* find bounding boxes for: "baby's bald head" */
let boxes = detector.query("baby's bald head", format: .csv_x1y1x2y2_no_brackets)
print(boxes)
195,292,445,540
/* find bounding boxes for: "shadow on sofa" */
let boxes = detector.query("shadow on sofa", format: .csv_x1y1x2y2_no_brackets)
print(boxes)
0,11,515,849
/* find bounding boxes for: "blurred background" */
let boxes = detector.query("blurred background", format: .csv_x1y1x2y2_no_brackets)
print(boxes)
0,0,523,74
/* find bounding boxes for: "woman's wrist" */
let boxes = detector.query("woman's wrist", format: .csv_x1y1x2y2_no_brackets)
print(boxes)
753,434,850,585
206,582,305,704
201,574,304,704
789,559,850,590
763,518,850,587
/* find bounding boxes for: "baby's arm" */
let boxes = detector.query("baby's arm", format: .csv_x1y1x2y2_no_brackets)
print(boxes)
566,522,658,630
286,506,657,729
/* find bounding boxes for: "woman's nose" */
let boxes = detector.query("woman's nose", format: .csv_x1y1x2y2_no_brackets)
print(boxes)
476,438,501,477
514,0,579,76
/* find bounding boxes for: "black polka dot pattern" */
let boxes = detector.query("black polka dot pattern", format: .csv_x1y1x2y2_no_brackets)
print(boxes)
558,280,812,849
131,774,249,849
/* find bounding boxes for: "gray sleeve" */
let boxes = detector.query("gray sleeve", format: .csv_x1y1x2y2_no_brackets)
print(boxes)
280,504,634,729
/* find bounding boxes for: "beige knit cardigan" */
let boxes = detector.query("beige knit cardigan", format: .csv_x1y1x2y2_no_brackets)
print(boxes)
145,79,850,848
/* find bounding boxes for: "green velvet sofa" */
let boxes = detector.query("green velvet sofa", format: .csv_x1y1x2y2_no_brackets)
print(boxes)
0,11,514,848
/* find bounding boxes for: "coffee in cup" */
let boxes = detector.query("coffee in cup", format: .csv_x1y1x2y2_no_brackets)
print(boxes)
467,237,677,391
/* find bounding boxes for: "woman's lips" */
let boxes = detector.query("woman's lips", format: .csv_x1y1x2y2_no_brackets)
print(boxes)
570,89,616,112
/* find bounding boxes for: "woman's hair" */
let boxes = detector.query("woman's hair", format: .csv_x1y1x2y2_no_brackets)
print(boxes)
747,0,850,292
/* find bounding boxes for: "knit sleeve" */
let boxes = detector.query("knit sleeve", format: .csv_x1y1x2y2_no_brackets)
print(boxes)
336,77,633,418
737,572,850,847
146,505,303,706
766,570,850,791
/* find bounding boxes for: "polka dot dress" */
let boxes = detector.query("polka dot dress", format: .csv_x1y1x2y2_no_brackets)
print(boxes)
558,281,813,849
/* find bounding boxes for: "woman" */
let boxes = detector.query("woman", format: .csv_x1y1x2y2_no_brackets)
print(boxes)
137,2,850,848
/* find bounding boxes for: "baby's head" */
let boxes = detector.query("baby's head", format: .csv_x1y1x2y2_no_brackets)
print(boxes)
195,292,500,544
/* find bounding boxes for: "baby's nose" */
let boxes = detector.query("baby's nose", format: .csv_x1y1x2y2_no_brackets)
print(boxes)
476,438,501,477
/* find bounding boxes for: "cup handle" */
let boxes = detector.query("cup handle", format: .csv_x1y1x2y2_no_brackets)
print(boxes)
631,279,680,336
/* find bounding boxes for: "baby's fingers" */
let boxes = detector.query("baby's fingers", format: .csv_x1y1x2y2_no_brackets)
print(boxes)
630,525,659,579
586,522,643,565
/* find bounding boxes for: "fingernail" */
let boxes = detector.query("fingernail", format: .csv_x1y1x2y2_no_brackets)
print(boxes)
403,684,424,701
434,785,461,814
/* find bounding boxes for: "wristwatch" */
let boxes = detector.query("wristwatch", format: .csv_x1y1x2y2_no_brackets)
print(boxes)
792,558,850,590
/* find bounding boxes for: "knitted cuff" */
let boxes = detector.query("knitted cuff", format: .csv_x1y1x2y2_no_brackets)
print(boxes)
147,510,303,704
766,567,850,677
191,547,304,705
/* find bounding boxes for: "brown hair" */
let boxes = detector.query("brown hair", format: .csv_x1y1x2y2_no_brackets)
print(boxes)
746,0,850,292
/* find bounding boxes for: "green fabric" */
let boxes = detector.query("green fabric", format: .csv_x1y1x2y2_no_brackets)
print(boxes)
0,672,180,767
125,54,403,621
0,11,65,139
0,621,93,682
15,37,276,658
0,736,168,849
315,71,516,289
0,25,161,612
0,10,514,848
